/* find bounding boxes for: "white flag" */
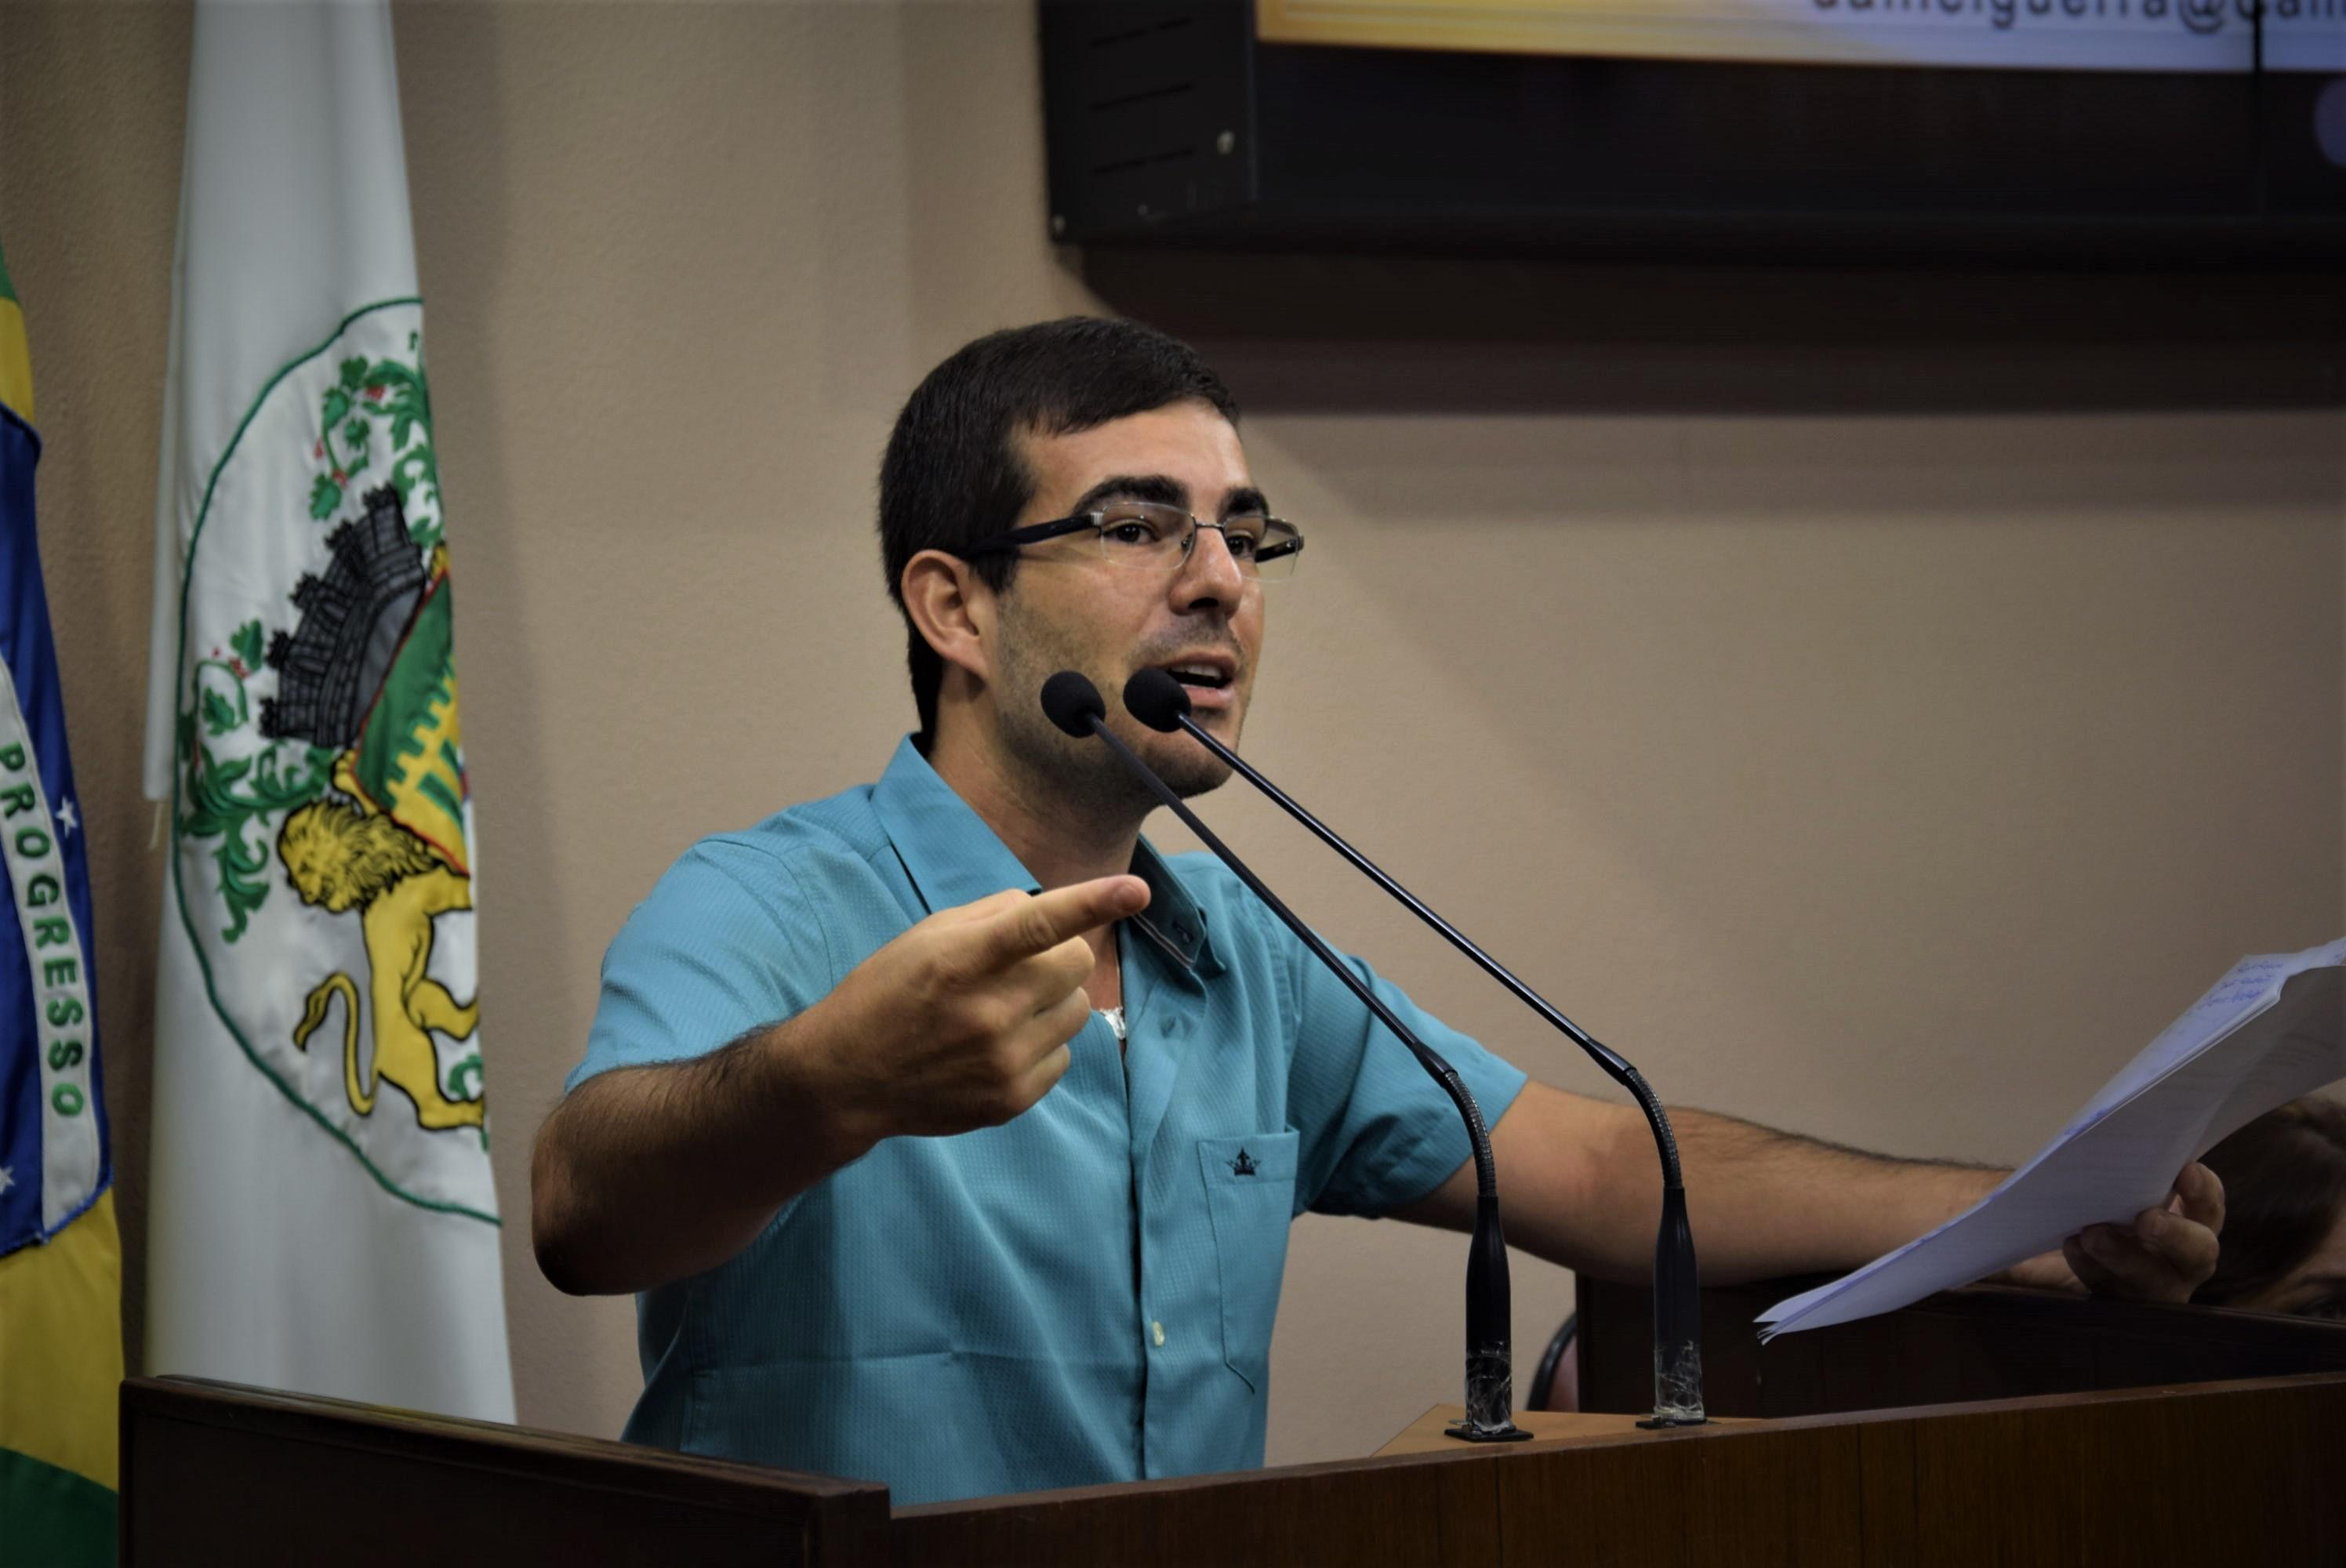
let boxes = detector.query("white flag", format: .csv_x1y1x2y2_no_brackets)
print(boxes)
141,0,512,1422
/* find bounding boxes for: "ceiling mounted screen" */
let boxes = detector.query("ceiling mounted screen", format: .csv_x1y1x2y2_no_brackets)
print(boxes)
1040,0,2346,262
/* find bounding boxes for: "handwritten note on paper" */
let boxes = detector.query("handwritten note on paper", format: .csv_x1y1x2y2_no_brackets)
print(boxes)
1758,938,2346,1341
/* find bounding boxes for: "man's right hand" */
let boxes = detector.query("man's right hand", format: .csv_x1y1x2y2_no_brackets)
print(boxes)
813,874,1149,1147
532,872,1148,1296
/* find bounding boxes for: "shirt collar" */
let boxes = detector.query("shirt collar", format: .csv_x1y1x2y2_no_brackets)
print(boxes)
870,735,1225,978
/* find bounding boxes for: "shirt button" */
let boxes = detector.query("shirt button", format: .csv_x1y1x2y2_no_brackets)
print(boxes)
1150,1320,1166,1347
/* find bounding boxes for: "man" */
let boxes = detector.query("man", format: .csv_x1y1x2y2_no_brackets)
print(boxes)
531,318,2221,1504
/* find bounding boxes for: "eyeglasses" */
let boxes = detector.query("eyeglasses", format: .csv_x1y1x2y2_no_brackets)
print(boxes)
952,500,1305,581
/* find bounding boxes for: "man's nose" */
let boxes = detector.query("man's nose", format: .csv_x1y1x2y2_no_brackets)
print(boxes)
1171,523,1247,608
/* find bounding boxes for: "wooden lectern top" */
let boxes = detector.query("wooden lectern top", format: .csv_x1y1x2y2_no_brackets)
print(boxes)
125,1371,2346,1566
1374,1404,1755,1457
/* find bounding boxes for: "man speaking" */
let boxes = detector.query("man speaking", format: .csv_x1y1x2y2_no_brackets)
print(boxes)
529,318,2222,1505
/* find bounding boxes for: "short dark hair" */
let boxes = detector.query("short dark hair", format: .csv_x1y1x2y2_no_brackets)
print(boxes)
2193,1097,2346,1310
877,317,1240,742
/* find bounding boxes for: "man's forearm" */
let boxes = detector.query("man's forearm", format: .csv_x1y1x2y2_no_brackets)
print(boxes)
536,876,1146,1297
1408,1080,2216,1301
1615,1104,1999,1284
530,1012,875,1297
1423,1083,2003,1286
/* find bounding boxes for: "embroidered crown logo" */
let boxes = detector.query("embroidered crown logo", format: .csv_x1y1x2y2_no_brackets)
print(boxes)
1230,1148,1258,1177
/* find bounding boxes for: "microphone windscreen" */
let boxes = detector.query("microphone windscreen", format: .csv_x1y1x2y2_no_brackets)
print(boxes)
1040,670,1108,737
1122,668,1192,732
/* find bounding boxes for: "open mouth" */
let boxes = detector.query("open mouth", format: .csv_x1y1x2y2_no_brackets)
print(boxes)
1164,663,1231,691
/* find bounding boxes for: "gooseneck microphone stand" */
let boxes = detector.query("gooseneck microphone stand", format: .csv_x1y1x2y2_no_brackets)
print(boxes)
1040,672,1530,1442
1123,667,1706,1428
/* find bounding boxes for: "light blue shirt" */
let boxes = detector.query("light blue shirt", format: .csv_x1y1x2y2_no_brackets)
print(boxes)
572,738,1527,1504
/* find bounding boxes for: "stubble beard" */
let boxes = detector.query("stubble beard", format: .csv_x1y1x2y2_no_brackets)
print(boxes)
993,604,1239,824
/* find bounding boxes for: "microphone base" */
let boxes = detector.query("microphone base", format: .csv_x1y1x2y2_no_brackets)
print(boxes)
1636,1413,1711,1430
1443,1418,1534,1443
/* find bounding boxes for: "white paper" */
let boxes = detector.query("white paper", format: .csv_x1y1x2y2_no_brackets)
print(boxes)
1759,937,2346,1339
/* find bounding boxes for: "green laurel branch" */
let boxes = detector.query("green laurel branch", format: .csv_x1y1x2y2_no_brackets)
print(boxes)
176,711,339,942
310,344,441,548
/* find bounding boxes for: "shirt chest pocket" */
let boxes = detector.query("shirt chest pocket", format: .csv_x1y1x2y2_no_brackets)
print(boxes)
1196,1131,1299,1394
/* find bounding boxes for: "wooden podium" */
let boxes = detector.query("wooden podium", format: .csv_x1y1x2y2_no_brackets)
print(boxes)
124,1366,2346,1565
1575,1272,2346,1417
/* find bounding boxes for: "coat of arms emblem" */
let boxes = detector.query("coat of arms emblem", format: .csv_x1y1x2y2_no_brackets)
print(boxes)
168,302,492,1219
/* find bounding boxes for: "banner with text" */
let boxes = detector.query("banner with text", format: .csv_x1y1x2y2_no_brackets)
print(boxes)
1258,0,2345,74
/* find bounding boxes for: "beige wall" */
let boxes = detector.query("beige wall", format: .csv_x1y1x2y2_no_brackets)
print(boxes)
6,0,2343,1472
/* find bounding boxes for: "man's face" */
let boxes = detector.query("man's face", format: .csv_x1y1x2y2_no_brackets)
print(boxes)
986,398,1266,807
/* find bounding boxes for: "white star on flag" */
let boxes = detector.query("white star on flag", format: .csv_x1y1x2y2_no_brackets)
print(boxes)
55,797,77,837
0,1167,14,1197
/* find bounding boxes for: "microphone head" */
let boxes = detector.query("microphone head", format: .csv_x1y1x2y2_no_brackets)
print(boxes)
1122,667,1192,733
1040,670,1108,738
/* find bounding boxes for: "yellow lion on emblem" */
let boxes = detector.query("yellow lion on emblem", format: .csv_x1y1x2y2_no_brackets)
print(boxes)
278,798,484,1131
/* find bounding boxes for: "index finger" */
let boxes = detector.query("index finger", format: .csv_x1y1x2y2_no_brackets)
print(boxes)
973,876,1150,966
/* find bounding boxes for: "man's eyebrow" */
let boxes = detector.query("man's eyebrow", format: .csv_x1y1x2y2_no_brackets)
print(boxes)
1222,486,1270,520
1067,474,1186,514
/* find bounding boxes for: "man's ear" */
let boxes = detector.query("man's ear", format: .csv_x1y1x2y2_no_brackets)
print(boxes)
900,550,996,688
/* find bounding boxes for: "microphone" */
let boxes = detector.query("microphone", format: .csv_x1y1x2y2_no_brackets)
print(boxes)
1044,671,1530,1443
1124,667,1706,1428
1040,670,1109,735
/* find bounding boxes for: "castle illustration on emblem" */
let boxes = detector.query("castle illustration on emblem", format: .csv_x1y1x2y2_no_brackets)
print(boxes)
259,483,482,1133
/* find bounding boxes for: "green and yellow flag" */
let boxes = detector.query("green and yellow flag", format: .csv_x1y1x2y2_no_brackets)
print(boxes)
0,233,125,1564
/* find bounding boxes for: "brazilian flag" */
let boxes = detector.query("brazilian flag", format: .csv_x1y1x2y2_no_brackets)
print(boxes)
0,232,122,1563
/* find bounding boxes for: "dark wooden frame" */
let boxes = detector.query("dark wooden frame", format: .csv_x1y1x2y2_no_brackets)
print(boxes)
125,1370,2346,1566
119,1377,888,1566
1575,1273,2346,1418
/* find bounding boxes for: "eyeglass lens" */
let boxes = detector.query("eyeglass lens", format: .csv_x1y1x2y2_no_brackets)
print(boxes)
1093,501,1302,579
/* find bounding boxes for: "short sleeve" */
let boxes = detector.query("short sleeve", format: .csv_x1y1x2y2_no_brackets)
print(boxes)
568,837,837,1093
1279,906,1529,1218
